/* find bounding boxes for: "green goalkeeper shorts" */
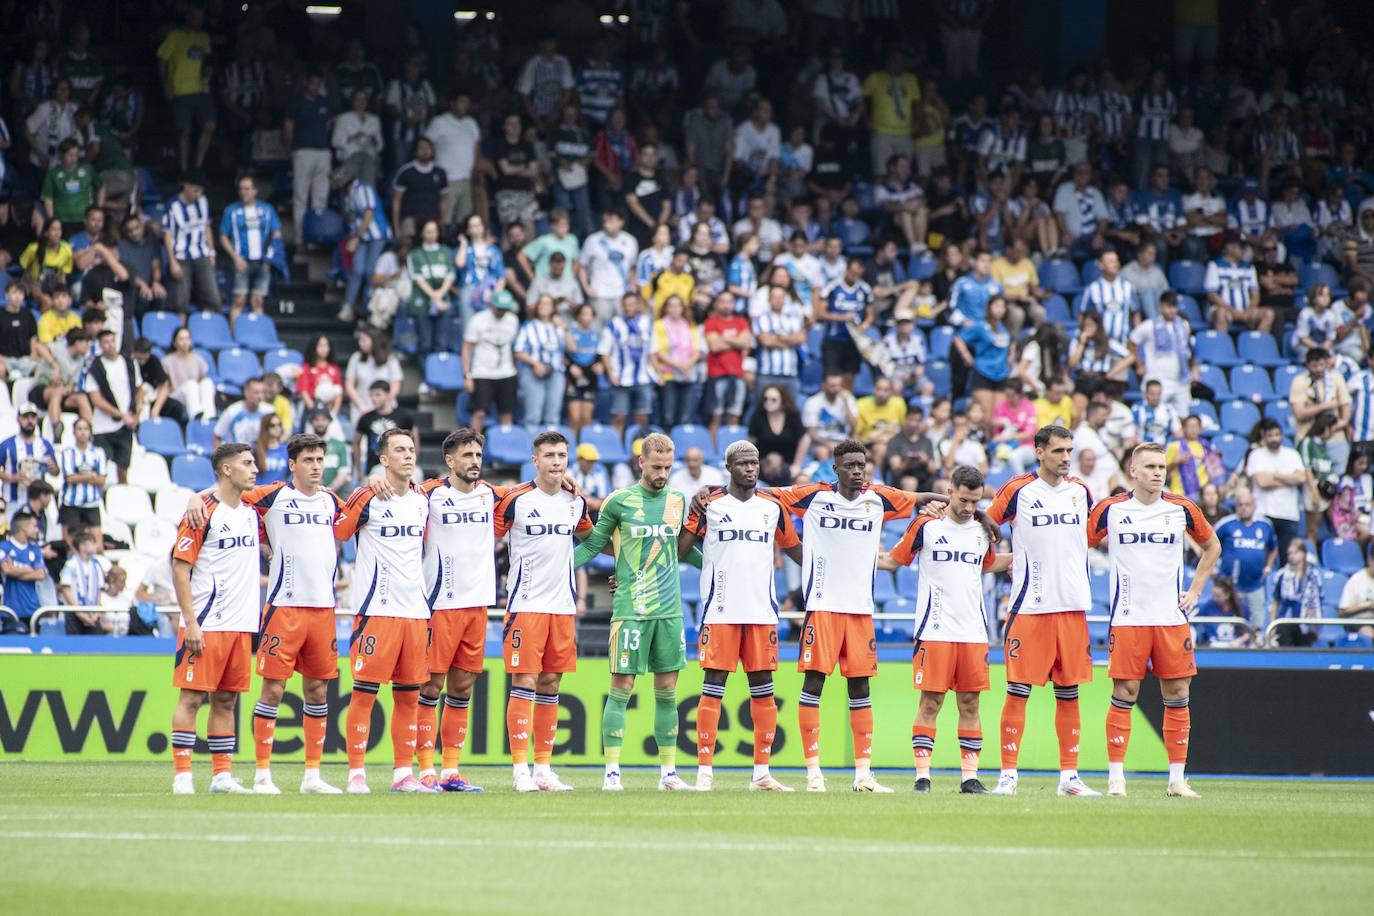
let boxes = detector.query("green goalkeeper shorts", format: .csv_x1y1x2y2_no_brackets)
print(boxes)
609,617,687,675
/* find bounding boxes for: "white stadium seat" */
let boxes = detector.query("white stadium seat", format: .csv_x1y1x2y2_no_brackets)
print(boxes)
104,485,154,528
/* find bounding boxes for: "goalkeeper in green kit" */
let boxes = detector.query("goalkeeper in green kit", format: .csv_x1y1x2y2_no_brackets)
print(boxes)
573,432,700,791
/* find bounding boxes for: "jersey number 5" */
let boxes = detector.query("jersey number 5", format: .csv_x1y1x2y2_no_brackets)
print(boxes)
509,629,522,650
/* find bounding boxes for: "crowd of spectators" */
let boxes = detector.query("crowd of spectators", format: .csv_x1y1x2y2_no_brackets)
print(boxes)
1,1,1373,646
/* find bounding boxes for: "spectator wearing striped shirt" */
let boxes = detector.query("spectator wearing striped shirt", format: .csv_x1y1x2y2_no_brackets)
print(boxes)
161,174,220,314
1254,104,1301,196
1127,293,1197,419
949,93,992,189
1,407,59,523
752,284,806,402
1051,69,1093,135
882,305,930,398
577,38,624,127
57,416,105,542
1080,250,1137,343
976,104,1025,190
1135,164,1188,262
598,291,656,435
1205,238,1272,333
1068,310,1130,407
1132,380,1183,445
514,294,567,433
219,174,282,329
219,42,267,140
1052,161,1109,260
100,76,144,148
1228,179,1271,250
1091,69,1133,168
1132,70,1175,191
335,166,392,323
1348,364,1374,452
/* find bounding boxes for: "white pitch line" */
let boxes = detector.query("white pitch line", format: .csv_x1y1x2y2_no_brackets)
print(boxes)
0,830,1369,862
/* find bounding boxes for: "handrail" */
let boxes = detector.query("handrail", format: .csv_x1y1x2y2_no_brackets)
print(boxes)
0,605,18,626
1264,617,1373,645
28,604,181,635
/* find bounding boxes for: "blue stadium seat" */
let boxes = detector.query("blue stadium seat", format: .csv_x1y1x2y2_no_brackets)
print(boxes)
928,325,955,360
216,347,261,393
186,419,215,455
623,424,665,449
392,314,418,355
140,311,181,349
578,423,629,464
262,348,303,376
1229,365,1275,402
1272,365,1304,400
519,461,537,482
1194,330,1240,367
1044,294,1073,326
1088,619,1111,646
171,455,215,490
188,311,233,350
1236,331,1286,369
1168,260,1207,295
679,566,701,605
882,598,917,641
880,520,906,550
1319,570,1348,613
873,571,898,608
1189,399,1219,428
670,424,717,461
234,313,283,352
1090,568,1111,612
1264,399,1295,437
137,417,186,457
485,424,533,466
1219,400,1261,437
1211,433,1249,472
925,359,951,397
1320,538,1363,575
1175,294,1207,330
895,565,918,598
1040,259,1082,294
194,347,219,381
1299,262,1341,294
716,424,747,448
853,362,875,397
985,465,1015,491
836,218,871,254
1196,364,1231,399
907,251,938,280
423,352,464,391
302,209,347,245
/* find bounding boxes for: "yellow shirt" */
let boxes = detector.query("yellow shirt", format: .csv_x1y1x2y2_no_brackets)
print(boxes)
157,28,211,96
991,256,1039,300
1034,396,1075,430
855,395,907,443
914,100,949,150
271,394,294,433
861,71,921,137
642,269,696,315
20,241,74,281
38,310,81,344
1165,438,1209,495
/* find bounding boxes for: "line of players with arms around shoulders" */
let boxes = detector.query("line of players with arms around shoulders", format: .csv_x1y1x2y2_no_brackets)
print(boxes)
167,417,1219,798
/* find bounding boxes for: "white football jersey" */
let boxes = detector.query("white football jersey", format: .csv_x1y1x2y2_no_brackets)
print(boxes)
336,486,430,619
496,483,593,615
776,483,916,616
890,515,995,643
685,488,799,625
1089,492,1214,627
421,478,502,611
173,498,262,633
248,482,343,609
988,473,1094,616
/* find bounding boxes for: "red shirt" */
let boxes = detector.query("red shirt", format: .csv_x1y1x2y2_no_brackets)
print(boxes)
703,315,749,378
296,362,342,399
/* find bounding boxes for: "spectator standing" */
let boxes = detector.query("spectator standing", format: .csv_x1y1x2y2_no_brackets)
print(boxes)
84,330,141,484
564,302,603,438
514,294,567,432
1,407,59,523
683,94,735,205
547,103,594,237
390,136,448,242
59,529,106,633
161,174,219,314
1269,539,1321,646
426,92,482,230
454,213,505,325
489,113,539,233
353,380,417,474
861,48,920,178
519,209,580,281
40,138,101,223
752,284,807,401
214,377,272,447
516,35,575,132
461,289,519,432
383,55,435,174
1214,489,1278,631
331,90,383,188
56,416,105,544
579,209,639,324
1289,347,1352,475
0,511,48,633
802,373,858,448
702,291,751,438
219,174,282,329
1296,412,1338,541
333,39,384,109
1204,237,1271,333
24,78,78,172
284,70,336,246
117,216,167,316
749,384,807,474
405,219,457,355
954,295,1014,426
651,294,705,429
703,44,757,114
157,7,214,174
598,291,656,435
812,45,863,158
161,327,215,421
814,257,873,387
730,98,780,208
1132,70,1175,190
220,42,267,143
625,143,671,249
593,106,636,217
1245,417,1307,553
1127,292,1195,418
337,166,392,323
577,38,624,127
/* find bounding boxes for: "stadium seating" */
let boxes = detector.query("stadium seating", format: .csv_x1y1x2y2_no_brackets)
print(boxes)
1219,400,1261,436
262,348,304,375
925,359,951,397
171,455,215,491
670,424,717,461
104,485,153,528
485,424,533,466
188,311,234,350
234,314,284,352
1040,259,1082,294
134,517,178,557
907,251,938,280
717,424,748,447
155,486,196,523
1212,433,1250,471
579,424,630,464
1044,294,1073,326
424,352,464,391
128,452,171,493
895,565,918,598
679,565,701,605
186,419,215,455
137,417,186,457
929,325,955,360
1194,330,1240,368
1175,294,1207,330
1321,539,1363,575
140,311,182,349
1168,260,1207,295
1196,364,1231,399
1264,399,1295,437
1236,331,1286,369
1229,365,1275,402
1272,365,1304,398
873,571,898,607
216,348,261,393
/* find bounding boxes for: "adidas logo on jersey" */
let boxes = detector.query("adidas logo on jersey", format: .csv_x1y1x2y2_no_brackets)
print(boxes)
935,535,948,544
218,523,231,533
1120,515,1132,524
528,509,541,518
379,508,394,519
719,514,732,523
1029,499,1044,509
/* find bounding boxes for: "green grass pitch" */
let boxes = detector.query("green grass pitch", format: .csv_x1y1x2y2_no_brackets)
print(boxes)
2,762,1371,915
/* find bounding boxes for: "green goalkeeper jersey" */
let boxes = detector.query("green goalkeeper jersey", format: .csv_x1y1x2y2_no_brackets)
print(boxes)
573,483,688,621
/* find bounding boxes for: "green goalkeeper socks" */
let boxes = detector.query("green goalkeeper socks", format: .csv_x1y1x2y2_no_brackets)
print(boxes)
653,687,679,763
602,687,632,752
